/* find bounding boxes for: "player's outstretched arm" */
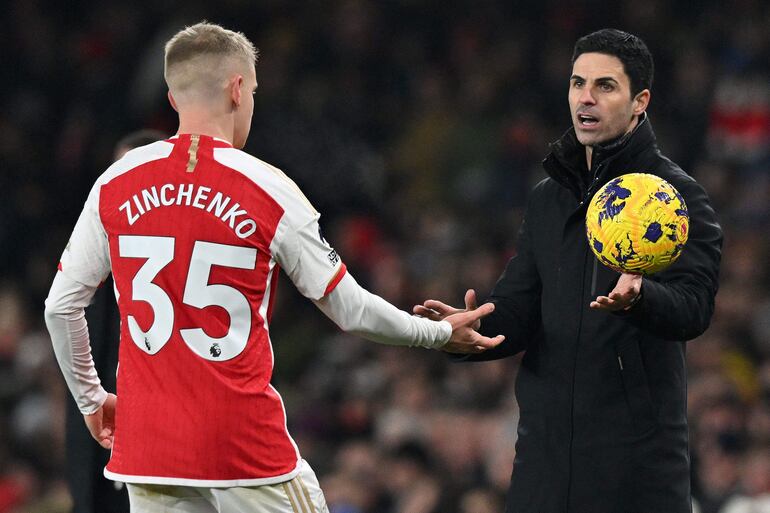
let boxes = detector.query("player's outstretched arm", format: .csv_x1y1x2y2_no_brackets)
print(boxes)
313,275,503,351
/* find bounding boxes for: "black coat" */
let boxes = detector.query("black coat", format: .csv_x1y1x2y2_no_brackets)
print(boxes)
469,116,723,513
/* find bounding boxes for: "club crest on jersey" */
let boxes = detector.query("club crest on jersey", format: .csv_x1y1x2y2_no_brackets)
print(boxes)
118,183,258,239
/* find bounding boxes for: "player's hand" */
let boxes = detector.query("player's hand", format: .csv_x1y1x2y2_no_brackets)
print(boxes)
84,393,117,449
590,273,642,312
413,289,479,324
442,302,505,354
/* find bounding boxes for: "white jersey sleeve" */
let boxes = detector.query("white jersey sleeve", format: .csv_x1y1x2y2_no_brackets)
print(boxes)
313,273,451,349
58,181,111,288
272,211,344,301
44,271,107,414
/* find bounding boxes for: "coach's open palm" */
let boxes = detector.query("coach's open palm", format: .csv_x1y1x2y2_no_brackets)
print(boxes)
84,393,117,449
590,273,642,311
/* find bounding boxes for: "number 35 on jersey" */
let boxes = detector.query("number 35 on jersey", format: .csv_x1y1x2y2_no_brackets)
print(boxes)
119,235,257,361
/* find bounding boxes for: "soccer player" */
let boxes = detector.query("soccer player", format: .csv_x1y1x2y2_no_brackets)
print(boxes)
44,23,503,513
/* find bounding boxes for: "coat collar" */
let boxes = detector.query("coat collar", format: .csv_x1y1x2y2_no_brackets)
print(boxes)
543,113,659,201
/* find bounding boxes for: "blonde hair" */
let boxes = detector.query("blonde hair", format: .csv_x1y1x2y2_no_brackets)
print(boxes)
164,22,258,99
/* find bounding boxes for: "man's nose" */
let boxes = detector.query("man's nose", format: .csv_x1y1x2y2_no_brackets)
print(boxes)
579,87,596,105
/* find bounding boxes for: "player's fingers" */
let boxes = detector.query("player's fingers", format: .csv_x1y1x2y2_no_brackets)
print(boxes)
91,426,111,448
413,305,441,319
423,300,457,315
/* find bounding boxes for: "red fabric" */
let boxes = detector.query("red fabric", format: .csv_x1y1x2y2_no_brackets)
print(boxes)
324,263,348,296
100,135,298,482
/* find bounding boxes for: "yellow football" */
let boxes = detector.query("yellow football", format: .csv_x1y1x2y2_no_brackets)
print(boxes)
585,173,689,274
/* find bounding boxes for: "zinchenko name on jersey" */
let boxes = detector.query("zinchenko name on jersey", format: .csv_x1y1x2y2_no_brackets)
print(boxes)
118,183,257,239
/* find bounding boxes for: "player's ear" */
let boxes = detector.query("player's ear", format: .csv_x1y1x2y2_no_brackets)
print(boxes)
167,91,179,112
229,75,243,108
632,89,650,116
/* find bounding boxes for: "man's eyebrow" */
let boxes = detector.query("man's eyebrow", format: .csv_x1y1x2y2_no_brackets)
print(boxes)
570,75,621,85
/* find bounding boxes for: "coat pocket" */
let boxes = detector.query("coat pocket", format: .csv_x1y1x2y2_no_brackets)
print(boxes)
616,337,658,436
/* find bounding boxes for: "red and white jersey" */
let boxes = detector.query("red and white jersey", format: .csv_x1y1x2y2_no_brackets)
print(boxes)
58,134,346,486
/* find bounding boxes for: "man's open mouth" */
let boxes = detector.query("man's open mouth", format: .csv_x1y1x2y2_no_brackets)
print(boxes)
578,114,599,127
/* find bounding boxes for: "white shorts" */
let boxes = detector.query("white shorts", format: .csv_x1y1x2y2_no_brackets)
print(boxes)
126,460,329,513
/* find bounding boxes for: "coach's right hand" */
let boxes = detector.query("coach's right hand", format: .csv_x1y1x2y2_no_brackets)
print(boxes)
84,392,117,449
413,289,479,323
414,290,502,354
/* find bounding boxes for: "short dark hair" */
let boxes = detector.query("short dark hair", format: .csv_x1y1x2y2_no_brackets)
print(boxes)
572,29,654,97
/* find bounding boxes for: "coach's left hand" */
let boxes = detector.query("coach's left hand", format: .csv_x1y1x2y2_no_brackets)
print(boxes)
590,273,642,311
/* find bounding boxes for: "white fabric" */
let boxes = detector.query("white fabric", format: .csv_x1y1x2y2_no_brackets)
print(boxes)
44,272,107,414
313,273,451,349
126,459,330,513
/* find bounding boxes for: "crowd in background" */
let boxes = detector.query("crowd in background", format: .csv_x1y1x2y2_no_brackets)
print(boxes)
1,1,769,512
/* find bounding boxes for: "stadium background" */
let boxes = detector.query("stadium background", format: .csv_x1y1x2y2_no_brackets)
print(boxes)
1,1,769,512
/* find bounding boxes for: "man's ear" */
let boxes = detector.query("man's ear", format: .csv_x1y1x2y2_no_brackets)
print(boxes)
229,75,244,108
167,91,179,112
633,89,650,116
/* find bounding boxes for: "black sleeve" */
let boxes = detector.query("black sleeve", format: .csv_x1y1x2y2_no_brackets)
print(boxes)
619,174,723,341
455,197,543,362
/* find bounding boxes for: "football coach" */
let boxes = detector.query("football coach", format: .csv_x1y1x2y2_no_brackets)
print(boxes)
416,28,723,513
